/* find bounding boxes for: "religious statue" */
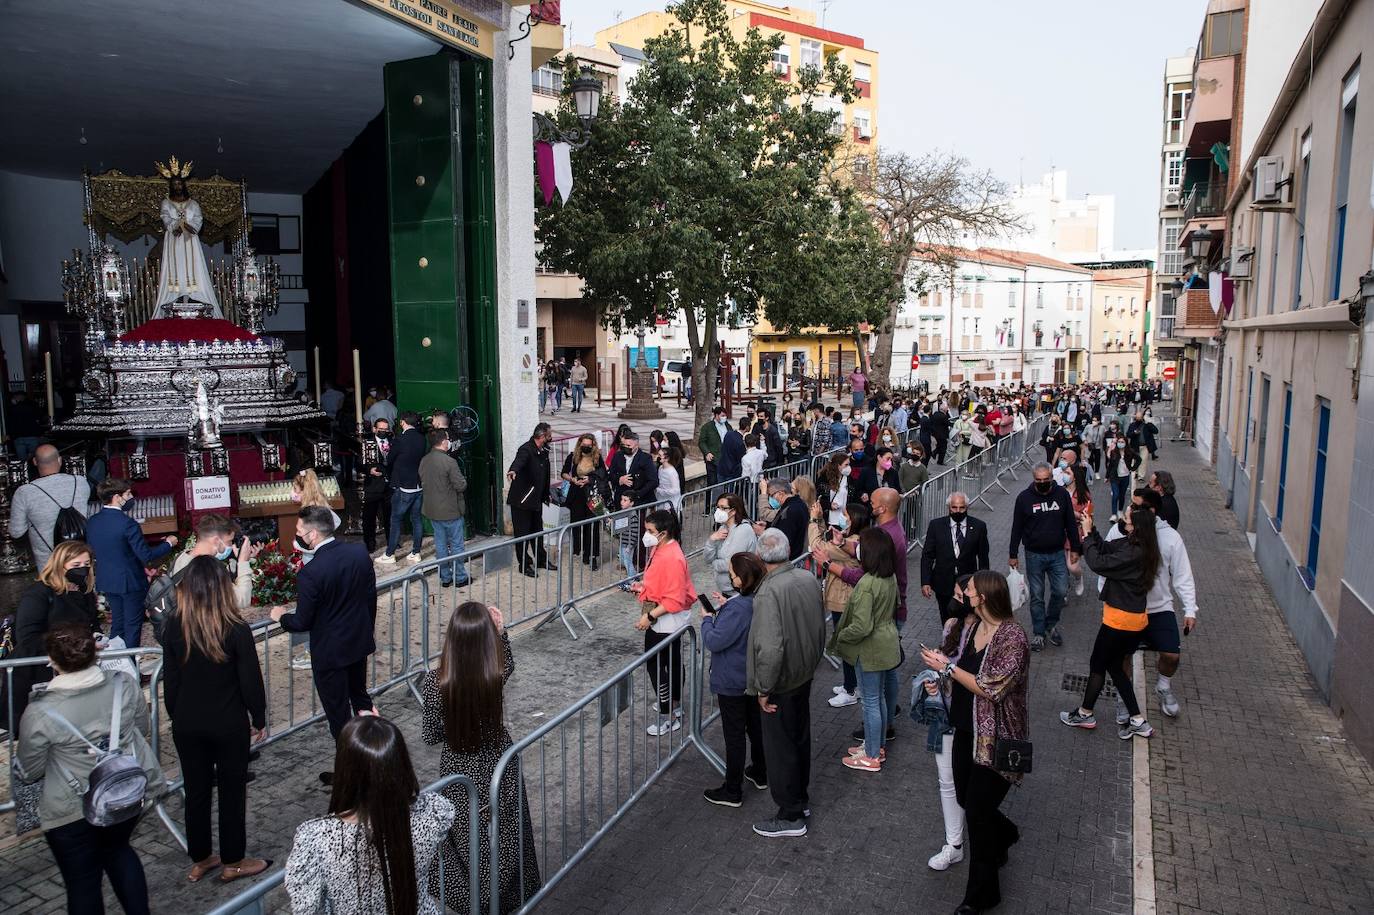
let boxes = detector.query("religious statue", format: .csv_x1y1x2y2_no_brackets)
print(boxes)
154,156,223,318
188,381,225,448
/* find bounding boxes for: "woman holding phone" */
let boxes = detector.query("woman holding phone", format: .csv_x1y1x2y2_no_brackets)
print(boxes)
700,553,769,807
920,573,976,872
703,493,758,596
631,510,697,737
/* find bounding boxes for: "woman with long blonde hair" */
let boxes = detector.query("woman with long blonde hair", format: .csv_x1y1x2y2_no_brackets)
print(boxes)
293,469,341,530
561,433,611,568
162,556,269,883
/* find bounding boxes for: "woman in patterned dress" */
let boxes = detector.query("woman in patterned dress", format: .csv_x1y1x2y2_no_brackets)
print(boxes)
422,602,542,913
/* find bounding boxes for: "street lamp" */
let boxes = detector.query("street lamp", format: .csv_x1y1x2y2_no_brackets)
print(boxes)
1170,276,1185,298
533,65,603,150
1189,224,1214,262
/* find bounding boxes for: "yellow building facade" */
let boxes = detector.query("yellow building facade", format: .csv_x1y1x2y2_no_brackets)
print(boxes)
597,2,880,392
1088,272,1151,382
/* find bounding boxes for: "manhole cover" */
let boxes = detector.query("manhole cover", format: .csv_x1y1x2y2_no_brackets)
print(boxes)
1061,672,1118,699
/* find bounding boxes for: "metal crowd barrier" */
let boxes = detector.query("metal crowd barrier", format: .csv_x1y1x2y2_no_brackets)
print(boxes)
201,772,483,915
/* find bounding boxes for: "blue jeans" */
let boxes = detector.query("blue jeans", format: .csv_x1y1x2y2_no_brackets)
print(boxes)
45,815,149,915
571,384,584,410
387,489,424,557
855,659,898,758
107,591,146,648
1025,549,1068,637
430,517,469,585
1110,475,1131,514
619,544,637,580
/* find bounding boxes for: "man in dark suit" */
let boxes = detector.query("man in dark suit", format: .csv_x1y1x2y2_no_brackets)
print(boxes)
272,507,377,784
86,478,178,647
920,491,990,622
716,419,746,482
506,422,553,576
927,404,952,465
381,411,426,563
608,429,658,568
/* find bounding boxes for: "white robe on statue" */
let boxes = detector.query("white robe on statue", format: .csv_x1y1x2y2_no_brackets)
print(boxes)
155,197,222,317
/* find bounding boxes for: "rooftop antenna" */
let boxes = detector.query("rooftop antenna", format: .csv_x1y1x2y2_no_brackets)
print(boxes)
818,0,835,30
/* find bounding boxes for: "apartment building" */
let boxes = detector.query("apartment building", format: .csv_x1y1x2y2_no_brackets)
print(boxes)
1088,271,1152,382
1208,0,1374,760
1152,52,1196,379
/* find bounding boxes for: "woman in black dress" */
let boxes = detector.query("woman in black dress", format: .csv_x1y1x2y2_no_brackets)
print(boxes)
561,433,612,569
5,540,101,730
422,601,541,914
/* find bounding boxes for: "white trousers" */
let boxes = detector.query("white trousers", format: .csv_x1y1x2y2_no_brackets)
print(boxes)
935,731,965,846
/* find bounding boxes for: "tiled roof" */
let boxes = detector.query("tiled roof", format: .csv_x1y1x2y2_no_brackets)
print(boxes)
976,247,1094,274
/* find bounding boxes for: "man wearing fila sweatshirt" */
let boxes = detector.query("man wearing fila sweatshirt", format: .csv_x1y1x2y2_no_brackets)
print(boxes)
1009,462,1083,652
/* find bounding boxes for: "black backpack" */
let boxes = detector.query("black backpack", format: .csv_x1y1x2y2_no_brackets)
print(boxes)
35,476,88,550
144,564,191,644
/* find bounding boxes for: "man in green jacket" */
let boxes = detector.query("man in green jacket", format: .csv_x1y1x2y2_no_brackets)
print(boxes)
746,528,826,839
698,405,729,490
419,430,469,587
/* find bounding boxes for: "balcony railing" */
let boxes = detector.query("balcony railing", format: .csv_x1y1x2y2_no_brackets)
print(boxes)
1156,316,1176,339
1182,181,1225,222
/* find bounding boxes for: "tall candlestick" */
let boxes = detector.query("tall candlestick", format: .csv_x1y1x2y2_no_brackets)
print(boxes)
313,346,322,405
352,348,363,421
44,352,54,423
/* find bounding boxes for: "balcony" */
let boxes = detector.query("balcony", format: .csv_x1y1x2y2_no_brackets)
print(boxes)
1182,54,1234,157
1174,288,1221,338
1182,182,1225,222
1156,316,1176,339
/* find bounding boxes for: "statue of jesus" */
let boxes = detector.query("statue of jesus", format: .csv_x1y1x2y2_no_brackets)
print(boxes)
153,156,222,318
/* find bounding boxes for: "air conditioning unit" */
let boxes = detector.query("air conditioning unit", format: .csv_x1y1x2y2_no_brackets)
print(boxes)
1230,245,1255,279
1254,156,1285,203
1164,189,1182,207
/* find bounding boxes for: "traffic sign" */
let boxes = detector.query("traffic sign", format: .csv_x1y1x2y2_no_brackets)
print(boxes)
910,353,921,370
1162,365,1178,380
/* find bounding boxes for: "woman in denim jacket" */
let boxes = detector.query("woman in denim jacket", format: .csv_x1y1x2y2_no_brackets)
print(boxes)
701,553,769,806
913,574,975,872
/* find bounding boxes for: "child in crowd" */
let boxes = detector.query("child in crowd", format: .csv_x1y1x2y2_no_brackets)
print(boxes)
615,492,642,591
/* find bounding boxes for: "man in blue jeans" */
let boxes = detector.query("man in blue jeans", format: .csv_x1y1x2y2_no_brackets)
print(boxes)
379,411,425,564
1008,462,1082,651
418,429,470,586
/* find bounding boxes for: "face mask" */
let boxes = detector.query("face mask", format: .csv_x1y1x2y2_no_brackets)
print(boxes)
880,458,892,470
1058,460,1068,469
835,517,849,531
767,496,781,510
216,544,234,561
852,450,864,460
65,567,89,587
642,532,659,549
580,445,593,454
840,465,850,476
949,510,967,524
121,497,136,512
1034,480,1054,494
713,508,729,524
290,491,303,503
376,430,391,440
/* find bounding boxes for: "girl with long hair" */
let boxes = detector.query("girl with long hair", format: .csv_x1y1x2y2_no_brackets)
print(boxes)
561,433,611,568
293,468,341,533
163,556,270,883
421,602,541,913
1061,504,1161,739
1104,434,1141,522
1066,463,1093,596
703,492,758,596
920,570,1030,912
287,716,455,914
817,451,852,528
921,573,977,871
815,502,872,707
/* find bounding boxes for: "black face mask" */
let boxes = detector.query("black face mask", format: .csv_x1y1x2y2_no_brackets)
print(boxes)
1034,480,1054,494
65,567,89,587
580,446,593,454
948,510,967,524
375,431,391,440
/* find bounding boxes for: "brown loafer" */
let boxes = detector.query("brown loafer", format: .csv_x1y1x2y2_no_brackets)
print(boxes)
218,858,273,883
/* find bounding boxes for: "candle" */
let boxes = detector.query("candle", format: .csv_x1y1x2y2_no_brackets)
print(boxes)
44,352,54,422
313,346,322,405
352,348,363,423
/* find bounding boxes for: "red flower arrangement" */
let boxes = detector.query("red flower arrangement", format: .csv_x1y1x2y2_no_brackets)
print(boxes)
251,539,303,606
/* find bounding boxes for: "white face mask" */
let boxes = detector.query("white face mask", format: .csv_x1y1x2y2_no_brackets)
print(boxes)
713,508,729,524
642,532,659,549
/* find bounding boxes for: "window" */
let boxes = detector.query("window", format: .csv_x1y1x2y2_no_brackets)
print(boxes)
973,336,983,349
1006,330,1015,347
1167,85,1191,143
1035,285,1043,309
1102,330,1110,347
852,108,871,139
1165,150,1184,188
853,155,871,183
533,65,563,96
1267,210,1281,314
1293,130,1311,309
1242,368,1254,466
1276,385,1292,528
814,95,845,135
1117,296,1124,313
1008,288,1017,308
1329,64,1358,301
770,45,790,76
1204,10,1244,58
1161,217,1183,275
799,39,822,72
853,60,872,82
1114,365,1122,380
1307,399,1331,584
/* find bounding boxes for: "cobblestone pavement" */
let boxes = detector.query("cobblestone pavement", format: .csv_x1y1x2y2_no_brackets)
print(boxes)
1142,429,1374,915
542,460,1138,915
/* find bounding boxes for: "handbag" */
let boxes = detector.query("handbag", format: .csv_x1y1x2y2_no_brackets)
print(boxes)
551,480,571,507
993,737,1033,774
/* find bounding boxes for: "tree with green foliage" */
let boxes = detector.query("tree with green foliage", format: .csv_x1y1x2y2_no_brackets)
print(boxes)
537,0,895,432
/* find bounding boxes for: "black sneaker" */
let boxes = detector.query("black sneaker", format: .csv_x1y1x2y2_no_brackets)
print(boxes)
1049,627,1063,647
1030,635,1045,652
703,786,742,807
753,817,807,838
850,726,897,742
744,767,768,790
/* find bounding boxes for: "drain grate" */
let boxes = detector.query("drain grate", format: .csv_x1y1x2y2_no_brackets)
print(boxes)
1061,672,1118,699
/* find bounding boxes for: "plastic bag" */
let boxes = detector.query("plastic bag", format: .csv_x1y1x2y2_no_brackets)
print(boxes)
1006,567,1028,611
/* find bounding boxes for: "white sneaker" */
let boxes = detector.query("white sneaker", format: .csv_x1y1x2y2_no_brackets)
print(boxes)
1157,686,1181,717
291,653,312,671
377,554,397,565
405,552,422,562
1074,574,1085,596
928,843,964,871
1108,513,1117,523
646,716,682,737
828,690,858,708
831,685,850,695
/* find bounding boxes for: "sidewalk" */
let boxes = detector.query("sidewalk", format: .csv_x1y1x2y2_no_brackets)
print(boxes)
1141,430,1374,914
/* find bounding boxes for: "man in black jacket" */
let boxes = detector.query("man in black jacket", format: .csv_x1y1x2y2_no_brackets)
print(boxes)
927,404,952,465
271,507,377,784
609,429,658,568
920,491,990,622
506,422,554,576
1009,463,1082,651
752,409,786,469
361,417,392,553
755,478,809,560
381,411,426,564
1149,470,1180,529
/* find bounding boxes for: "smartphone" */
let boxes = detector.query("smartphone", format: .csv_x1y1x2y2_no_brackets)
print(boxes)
697,594,717,615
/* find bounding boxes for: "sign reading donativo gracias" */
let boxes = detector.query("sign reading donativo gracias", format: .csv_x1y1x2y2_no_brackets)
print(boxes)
356,0,510,57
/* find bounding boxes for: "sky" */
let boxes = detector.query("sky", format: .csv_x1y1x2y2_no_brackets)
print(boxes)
560,0,1206,250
